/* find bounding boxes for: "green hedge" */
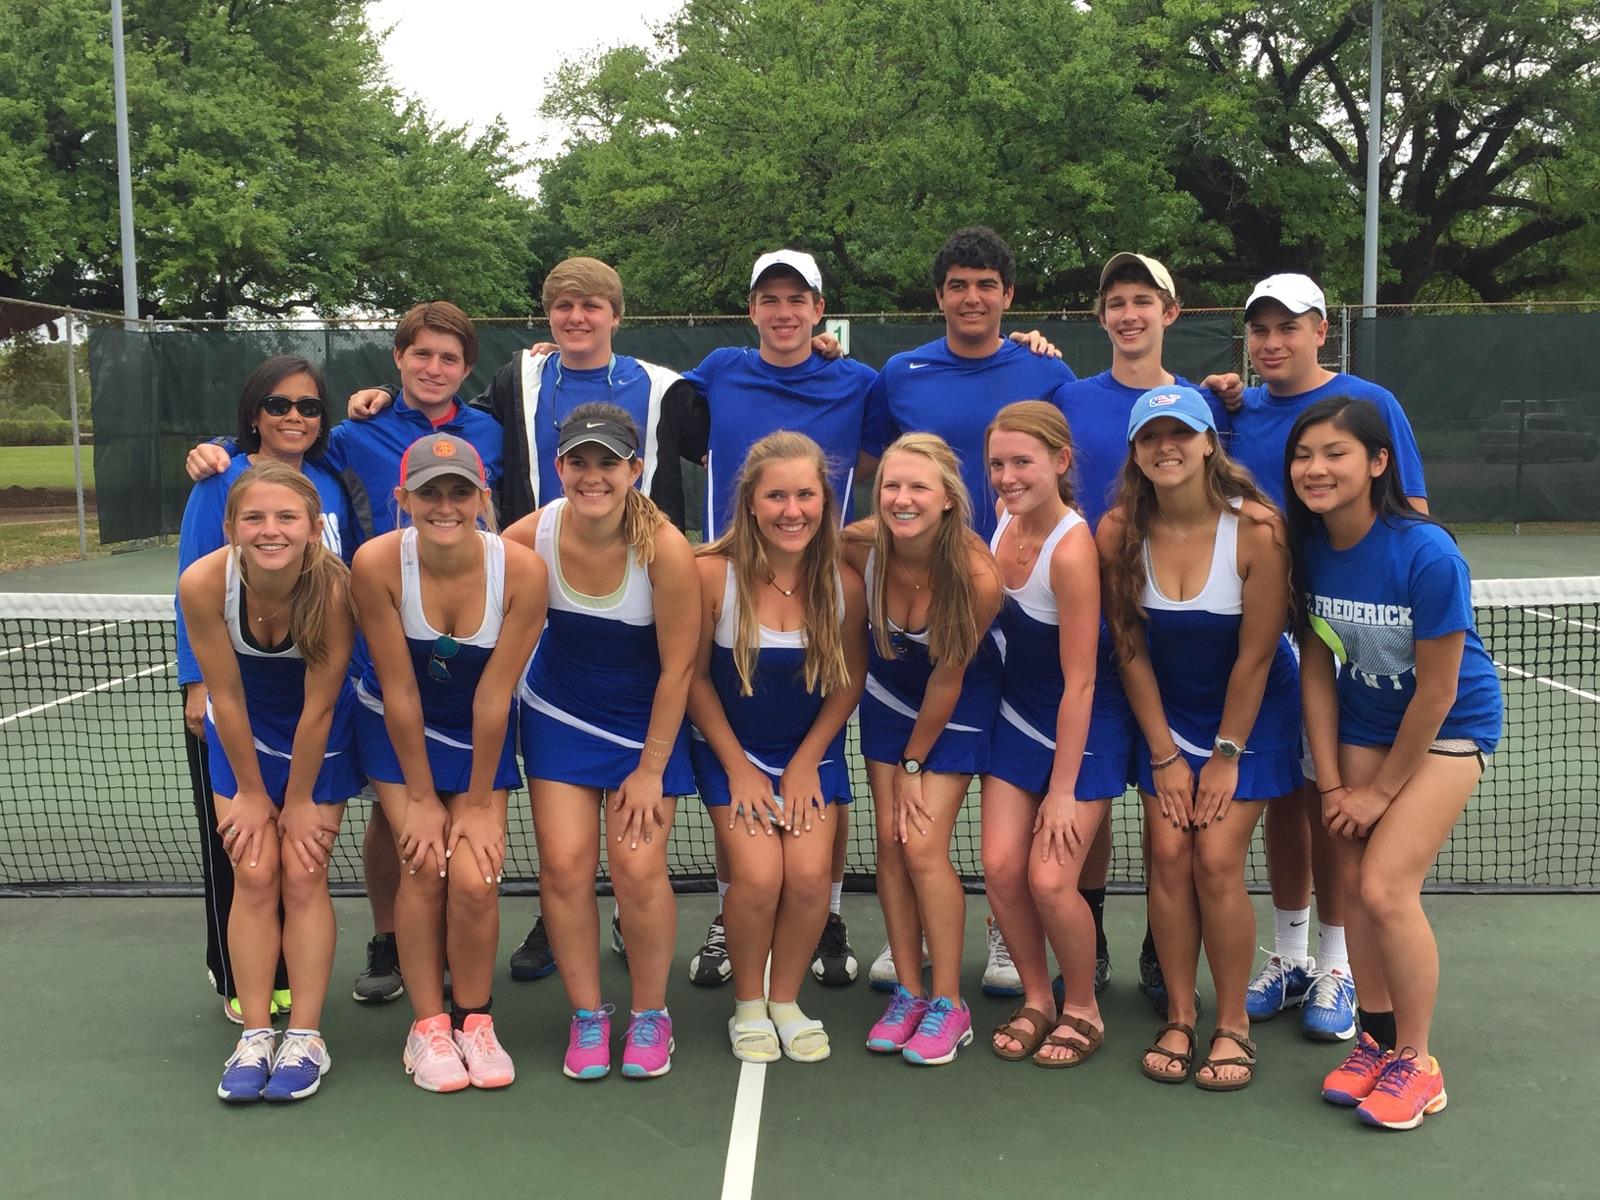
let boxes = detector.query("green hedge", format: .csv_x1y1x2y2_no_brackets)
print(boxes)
0,418,92,446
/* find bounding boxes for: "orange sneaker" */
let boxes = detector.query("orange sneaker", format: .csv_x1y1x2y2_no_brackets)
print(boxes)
1322,1033,1391,1106
1357,1049,1447,1129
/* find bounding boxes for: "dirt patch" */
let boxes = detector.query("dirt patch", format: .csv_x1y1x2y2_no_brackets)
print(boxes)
0,485,95,509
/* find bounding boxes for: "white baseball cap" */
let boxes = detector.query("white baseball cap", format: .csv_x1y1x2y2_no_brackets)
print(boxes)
750,249,824,294
1245,273,1327,318
1099,252,1177,297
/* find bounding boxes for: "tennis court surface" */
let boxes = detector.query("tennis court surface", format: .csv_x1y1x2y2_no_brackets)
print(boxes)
0,551,1594,1199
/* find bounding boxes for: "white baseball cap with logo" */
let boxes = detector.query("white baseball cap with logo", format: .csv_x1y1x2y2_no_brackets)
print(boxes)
750,249,824,294
1245,273,1328,318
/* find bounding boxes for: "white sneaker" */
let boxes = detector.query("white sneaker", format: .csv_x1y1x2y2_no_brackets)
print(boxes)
453,1013,515,1088
403,1013,470,1093
981,916,1022,997
868,936,931,992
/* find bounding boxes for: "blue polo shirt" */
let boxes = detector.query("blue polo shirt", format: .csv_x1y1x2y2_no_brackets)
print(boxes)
1232,374,1426,509
863,337,1076,540
324,393,503,539
1050,371,1232,528
685,347,877,538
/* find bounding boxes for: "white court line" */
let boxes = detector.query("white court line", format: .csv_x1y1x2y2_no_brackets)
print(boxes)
0,661,173,727
1494,660,1600,705
720,955,773,1200
1526,607,1600,635
1,620,123,658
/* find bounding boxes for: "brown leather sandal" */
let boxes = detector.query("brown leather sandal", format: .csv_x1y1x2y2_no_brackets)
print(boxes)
1194,1027,1258,1092
1140,1021,1197,1084
992,1006,1053,1062
1031,1013,1104,1069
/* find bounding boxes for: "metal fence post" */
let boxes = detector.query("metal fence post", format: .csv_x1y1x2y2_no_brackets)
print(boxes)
1340,305,1351,375
65,309,88,557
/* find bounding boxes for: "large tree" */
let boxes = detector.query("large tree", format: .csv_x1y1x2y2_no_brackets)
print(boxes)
0,0,536,326
535,0,1600,309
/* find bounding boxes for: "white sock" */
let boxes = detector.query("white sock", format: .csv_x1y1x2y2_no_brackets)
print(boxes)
285,1027,320,1040
241,1026,273,1041
829,883,843,915
717,878,730,904
1318,924,1350,976
1274,906,1311,961
632,1007,669,1019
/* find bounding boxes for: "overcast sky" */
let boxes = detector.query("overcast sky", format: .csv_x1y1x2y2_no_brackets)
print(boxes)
368,0,684,191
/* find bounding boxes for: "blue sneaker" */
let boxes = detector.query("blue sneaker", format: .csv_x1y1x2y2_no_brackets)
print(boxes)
1245,952,1314,1020
217,1031,275,1103
1301,969,1358,1041
1138,946,1201,1019
262,1032,331,1102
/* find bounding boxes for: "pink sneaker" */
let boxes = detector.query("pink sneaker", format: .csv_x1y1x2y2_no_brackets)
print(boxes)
621,1009,674,1079
454,1013,515,1089
866,984,930,1053
901,996,973,1065
563,1006,613,1081
403,1013,470,1093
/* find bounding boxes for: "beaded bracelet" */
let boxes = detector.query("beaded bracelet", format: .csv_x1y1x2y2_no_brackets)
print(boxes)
1151,750,1183,771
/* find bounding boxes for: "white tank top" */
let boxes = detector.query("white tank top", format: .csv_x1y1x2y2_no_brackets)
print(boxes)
398,525,507,647
991,508,1084,626
1140,502,1243,616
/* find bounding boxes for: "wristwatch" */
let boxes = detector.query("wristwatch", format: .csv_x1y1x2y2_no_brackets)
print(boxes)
899,756,924,775
1214,737,1245,760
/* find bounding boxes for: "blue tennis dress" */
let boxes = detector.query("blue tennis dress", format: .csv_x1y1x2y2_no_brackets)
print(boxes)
204,552,362,806
355,527,521,792
1134,506,1302,798
519,499,694,794
689,562,852,809
987,508,1096,796
857,549,1002,774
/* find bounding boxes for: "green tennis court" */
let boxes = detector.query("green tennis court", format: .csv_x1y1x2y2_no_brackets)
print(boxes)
1,540,1595,1198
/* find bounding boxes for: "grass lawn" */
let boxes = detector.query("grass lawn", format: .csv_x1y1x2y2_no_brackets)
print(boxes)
0,444,95,490
0,519,109,572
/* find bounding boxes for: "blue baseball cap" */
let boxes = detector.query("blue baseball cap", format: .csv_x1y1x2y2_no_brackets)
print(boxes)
1127,385,1217,442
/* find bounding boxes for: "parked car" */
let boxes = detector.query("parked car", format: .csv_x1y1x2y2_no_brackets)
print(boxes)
1476,412,1599,463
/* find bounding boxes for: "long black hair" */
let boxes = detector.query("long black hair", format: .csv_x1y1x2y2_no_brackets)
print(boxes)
1282,396,1447,627
236,355,330,458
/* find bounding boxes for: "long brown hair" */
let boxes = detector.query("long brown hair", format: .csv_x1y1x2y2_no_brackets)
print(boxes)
1102,431,1281,660
224,460,352,667
985,400,1077,508
869,434,986,666
699,432,849,697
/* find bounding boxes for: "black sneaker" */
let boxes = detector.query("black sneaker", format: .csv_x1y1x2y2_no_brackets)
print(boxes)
509,917,557,981
352,933,404,1004
610,909,627,962
810,912,859,987
1138,945,1200,1019
687,913,731,987
1051,952,1112,1010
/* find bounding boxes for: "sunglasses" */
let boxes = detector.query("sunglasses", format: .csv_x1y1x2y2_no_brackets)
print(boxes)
259,395,326,420
427,634,460,681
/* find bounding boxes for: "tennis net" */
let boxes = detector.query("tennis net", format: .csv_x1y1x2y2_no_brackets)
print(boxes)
2,577,1595,896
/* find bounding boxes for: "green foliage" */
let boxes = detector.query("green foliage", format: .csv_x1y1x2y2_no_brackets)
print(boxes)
534,0,1600,308
0,330,91,420
0,417,87,446
0,0,536,320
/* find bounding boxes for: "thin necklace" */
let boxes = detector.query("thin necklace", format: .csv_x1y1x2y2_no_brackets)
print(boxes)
1159,512,1209,541
766,572,800,597
893,557,929,591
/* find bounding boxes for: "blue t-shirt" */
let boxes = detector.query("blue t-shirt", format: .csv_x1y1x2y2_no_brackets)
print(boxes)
863,337,1076,540
522,354,672,509
325,394,504,539
1302,515,1502,752
1050,371,1232,529
685,347,877,538
174,456,353,686
1233,374,1426,509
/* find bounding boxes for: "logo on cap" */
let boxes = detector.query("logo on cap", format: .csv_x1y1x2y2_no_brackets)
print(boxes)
1150,393,1180,407
433,440,457,457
